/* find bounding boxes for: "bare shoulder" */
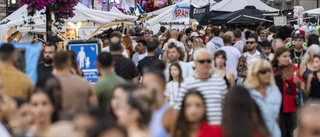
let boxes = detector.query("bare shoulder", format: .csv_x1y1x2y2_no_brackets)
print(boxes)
226,69,234,77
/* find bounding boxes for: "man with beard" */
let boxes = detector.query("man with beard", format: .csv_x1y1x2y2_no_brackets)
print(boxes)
237,35,268,81
37,43,57,87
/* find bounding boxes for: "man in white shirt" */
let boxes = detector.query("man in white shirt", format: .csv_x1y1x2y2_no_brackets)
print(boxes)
218,34,241,79
132,40,148,66
164,44,194,82
237,35,268,79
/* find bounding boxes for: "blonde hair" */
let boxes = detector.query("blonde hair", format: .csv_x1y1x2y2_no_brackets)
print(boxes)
244,59,275,89
302,44,320,63
193,37,205,48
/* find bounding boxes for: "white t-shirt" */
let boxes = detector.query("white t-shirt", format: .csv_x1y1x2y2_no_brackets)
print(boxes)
165,81,180,109
244,51,261,69
218,46,241,79
138,52,148,60
102,46,129,58
177,41,186,52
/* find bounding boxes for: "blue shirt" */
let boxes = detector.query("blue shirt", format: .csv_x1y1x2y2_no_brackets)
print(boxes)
248,84,282,137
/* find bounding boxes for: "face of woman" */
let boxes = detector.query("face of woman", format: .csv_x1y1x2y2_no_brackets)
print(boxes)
30,92,54,122
205,36,210,44
72,114,95,137
116,101,136,128
18,104,33,132
313,57,320,71
257,69,272,85
184,95,206,123
170,66,180,78
182,35,187,43
214,55,225,67
111,88,126,115
277,51,291,66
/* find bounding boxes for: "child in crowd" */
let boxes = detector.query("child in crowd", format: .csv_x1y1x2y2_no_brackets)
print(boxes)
165,63,183,109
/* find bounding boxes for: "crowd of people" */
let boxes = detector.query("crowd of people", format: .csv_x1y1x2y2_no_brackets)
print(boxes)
1,24,320,137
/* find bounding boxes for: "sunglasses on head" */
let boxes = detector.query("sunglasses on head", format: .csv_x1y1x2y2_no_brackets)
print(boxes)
246,41,256,45
197,59,212,64
314,54,320,58
258,69,271,74
294,34,304,39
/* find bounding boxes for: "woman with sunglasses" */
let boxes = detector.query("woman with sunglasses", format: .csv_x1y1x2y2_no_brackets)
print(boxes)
271,47,305,137
306,54,320,100
244,59,282,137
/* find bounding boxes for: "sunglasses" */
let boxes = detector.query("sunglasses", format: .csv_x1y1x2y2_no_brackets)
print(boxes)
294,34,304,39
197,59,212,64
258,69,271,74
246,41,256,45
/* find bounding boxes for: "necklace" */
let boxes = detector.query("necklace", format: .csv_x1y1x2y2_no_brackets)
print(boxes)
293,49,303,59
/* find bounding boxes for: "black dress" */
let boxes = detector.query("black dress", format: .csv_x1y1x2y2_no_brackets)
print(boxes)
310,72,320,99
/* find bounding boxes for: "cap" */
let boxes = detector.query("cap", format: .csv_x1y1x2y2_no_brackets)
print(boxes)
190,32,200,37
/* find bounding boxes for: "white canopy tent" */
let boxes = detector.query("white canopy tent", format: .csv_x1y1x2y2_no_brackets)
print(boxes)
145,0,216,32
211,0,278,12
0,3,137,42
305,8,320,16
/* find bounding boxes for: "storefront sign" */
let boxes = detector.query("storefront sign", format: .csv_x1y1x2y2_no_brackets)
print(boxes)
190,4,210,17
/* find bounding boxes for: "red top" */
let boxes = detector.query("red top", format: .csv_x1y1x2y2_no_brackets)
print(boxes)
210,126,261,137
273,64,304,113
196,122,216,137
201,35,205,41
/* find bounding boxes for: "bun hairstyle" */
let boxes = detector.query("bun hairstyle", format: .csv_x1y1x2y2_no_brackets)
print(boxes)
127,84,162,128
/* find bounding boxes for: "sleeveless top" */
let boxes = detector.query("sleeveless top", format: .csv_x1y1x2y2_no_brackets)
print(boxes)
310,72,320,99
223,75,230,88
150,104,171,137
302,64,313,82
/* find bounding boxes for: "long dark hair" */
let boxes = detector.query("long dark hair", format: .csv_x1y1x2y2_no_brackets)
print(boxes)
168,63,183,87
271,47,292,79
221,86,270,137
172,89,207,137
67,50,81,75
30,87,59,123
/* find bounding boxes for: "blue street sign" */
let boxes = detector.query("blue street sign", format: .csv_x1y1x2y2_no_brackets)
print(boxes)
69,43,99,84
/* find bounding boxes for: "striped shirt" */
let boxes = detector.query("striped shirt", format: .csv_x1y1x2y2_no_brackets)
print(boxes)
177,74,228,125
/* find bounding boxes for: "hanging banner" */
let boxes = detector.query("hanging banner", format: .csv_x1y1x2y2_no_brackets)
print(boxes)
190,4,210,18
173,4,190,20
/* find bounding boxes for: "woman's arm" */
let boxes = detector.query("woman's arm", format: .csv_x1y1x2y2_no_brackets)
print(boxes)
299,62,306,76
306,74,313,97
227,69,235,87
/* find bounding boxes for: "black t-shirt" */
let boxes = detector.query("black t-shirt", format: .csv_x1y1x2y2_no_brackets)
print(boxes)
37,62,53,87
137,56,160,74
290,49,306,67
113,55,139,81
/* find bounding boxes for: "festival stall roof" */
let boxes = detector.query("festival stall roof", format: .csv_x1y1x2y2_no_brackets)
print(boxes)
210,6,267,25
304,8,320,16
193,10,231,25
145,0,216,32
211,0,279,12
110,6,126,15
0,3,137,42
